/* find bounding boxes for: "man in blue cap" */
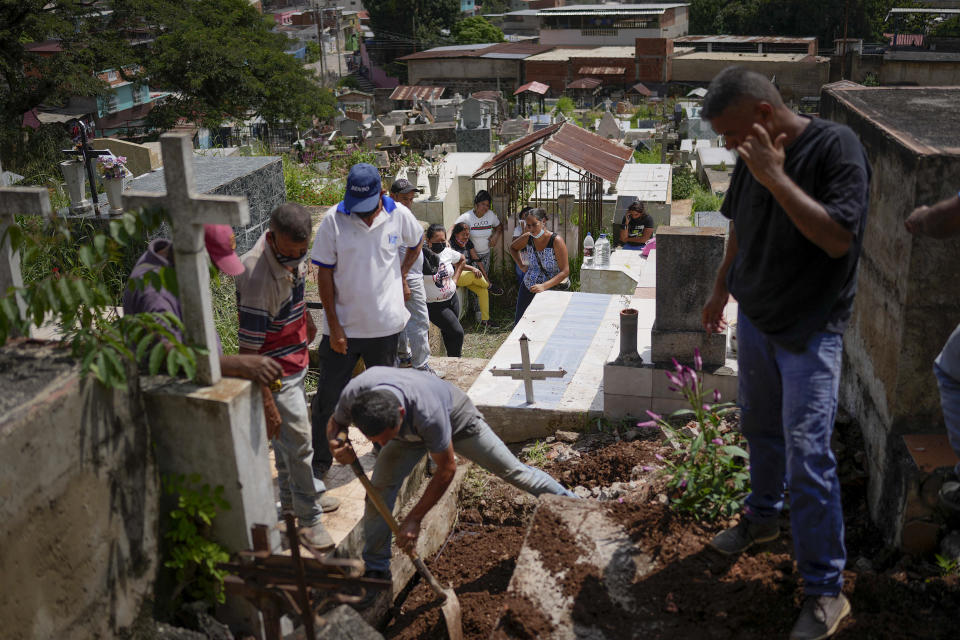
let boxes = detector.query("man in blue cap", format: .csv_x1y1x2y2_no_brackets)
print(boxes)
309,163,424,478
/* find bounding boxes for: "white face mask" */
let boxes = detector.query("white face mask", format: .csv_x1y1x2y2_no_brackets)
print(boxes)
531,228,546,239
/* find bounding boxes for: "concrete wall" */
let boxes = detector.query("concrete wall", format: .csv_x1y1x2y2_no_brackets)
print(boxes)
879,59,960,86
92,137,161,177
0,343,157,640
671,55,830,100
540,28,664,47
821,84,960,543
407,57,521,91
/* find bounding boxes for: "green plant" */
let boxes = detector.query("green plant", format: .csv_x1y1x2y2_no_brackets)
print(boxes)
692,187,725,214
671,167,698,200
639,349,750,521
162,473,232,607
554,96,576,117
935,553,960,577
633,143,662,164
523,440,550,467
2,209,204,389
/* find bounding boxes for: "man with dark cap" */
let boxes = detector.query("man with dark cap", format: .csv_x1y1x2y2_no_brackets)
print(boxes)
309,164,424,479
700,66,870,639
390,178,432,372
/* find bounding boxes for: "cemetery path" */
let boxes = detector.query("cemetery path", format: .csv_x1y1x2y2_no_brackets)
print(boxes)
383,431,960,640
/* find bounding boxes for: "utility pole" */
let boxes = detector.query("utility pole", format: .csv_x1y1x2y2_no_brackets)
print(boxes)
314,0,326,86
841,0,850,80
334,7,343,78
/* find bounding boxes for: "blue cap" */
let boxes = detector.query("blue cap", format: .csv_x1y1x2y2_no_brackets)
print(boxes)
342,163,382,214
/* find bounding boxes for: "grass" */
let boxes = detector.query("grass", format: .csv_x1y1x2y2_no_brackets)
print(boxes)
522,440,550,467
211,274,239,355
633,144,662,164
689,187,726,225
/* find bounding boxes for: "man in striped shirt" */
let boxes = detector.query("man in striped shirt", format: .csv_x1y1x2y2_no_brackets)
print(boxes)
236,203,339,551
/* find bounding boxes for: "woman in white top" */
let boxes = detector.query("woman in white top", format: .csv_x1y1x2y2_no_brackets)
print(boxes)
452,190,501,275
423,224,467,356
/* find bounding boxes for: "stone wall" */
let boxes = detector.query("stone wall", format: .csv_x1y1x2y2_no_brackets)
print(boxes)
0,342,157,639
821,84,960,543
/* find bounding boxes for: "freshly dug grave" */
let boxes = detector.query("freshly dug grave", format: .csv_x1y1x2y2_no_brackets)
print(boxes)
386,431,960,640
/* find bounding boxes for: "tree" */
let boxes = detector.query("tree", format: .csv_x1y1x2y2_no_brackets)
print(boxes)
453,16,505,44
364,0,459,63
553,96,575,117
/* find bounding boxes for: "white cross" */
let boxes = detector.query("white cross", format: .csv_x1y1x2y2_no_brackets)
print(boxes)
123,133,250,386
490,334,566,404
0,182,54,337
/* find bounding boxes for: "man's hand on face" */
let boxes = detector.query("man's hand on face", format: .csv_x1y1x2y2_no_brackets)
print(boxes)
737,123,788,190
397,514,421,553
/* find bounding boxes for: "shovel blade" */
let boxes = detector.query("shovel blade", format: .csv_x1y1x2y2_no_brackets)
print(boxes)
439,587,463,640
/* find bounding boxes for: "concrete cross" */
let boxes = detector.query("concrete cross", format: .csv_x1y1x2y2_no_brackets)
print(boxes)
0,184,53,336
123,133,249,386
490,334,566,404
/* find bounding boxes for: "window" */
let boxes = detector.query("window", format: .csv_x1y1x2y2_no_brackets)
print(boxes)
106,70,117,81
106,94,118,112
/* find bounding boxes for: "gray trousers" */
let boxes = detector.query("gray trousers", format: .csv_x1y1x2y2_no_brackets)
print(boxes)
273,367,325,525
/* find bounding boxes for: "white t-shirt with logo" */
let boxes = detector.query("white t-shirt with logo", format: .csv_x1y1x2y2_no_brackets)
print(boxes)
423,247,461,303
455,209,500,255
311,197,424,338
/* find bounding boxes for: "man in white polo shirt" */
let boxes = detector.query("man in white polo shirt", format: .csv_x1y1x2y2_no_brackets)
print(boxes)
309,163,424,479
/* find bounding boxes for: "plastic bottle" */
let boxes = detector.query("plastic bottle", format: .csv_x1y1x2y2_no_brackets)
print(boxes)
583,232,594,268
596,233,611,267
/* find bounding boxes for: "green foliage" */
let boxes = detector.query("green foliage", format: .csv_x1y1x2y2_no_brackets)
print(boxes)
630,104,657,127
283,156,345,207
553,96,576,117
862,72,880,87
305,41,323,64
641,354,749,521
935,553,960,577
692,188,725,214
454,16,505,44
671,167,698,200
1,209,205,389
633,144,662,164
365,0,459,53
523,440,550,467
337,75,362,90
211,273,239,356
162,474,232,608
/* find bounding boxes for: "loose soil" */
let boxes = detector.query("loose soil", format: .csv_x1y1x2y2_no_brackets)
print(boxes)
385,428,960,640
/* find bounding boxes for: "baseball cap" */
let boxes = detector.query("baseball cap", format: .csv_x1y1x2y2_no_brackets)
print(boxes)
343,163,383,214
204,224,244,276
390,178,423,194
628,200,645,212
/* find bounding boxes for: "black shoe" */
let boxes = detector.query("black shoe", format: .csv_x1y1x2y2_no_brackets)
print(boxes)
488,284,504,296
354,569,392,609
790,593,851,640
708,517,779,555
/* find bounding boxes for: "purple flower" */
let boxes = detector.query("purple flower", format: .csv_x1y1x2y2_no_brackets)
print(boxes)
668,385,678,392
666,371,683,387
655,453,665,461
636,420,658,428
693,348,702,371
618,497,624,503
672,357,683,373
713,389,721,403
679,479,687,488
711,438,723,446
646,410,662,421
703,404,712,412
641,465,652,472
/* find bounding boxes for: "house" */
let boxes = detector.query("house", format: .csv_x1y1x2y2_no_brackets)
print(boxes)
399,42,555,93
536,3,689,47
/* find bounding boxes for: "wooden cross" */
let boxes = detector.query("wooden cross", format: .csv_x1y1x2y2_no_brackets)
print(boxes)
123,133,249,386
0,185,53,337
490,334,566,404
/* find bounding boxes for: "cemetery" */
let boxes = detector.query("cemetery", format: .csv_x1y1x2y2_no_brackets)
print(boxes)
4,7,960,637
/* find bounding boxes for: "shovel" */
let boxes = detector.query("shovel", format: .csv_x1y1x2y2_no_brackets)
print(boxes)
337,432,463,640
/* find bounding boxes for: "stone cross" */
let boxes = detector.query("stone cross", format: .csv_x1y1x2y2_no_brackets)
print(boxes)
0,186,53,336
123,133,249,386
490,334,566,404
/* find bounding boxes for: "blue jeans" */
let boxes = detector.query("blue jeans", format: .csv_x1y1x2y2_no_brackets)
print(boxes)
514,283,535,325
737,311,846,596
272,368,325,525
621,243,645,251
399,277,431,369
362,418,576,572
514,264,525,287
935,323,960,476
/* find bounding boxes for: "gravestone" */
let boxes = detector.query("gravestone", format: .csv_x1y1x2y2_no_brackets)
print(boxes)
456,97,492,153
401,122,457,150
0,187,53,335
695,210,729,232
821,84,960,546
530,114,553,131
434,104,458,123
127,155,284,253
650,227,726,366
92,137,160,177
500,118,532,142
597,112,623,140
339,118,363,139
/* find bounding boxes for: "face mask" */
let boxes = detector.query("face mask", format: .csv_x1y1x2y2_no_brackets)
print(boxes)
531,228,546,239
270,234,307,268
430,242,446,253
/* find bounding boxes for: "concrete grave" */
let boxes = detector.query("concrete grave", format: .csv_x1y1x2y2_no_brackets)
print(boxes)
500,118,532,142
651,227,726,366
821,84,960,546
579,245,643,295
93,137,161,177
339,118,363,139
456,97,492,153
128,154,284,253
0,343,157,640
695,210,729,232
461,97,484,129
401,121,457,150
0,186,53,336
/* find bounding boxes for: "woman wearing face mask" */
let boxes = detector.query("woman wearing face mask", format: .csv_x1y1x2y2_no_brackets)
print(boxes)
427,225,498,332
510,208,570,325
422,225,466,356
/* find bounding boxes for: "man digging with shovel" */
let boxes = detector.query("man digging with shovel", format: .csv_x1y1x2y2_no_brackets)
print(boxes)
326,366,576,612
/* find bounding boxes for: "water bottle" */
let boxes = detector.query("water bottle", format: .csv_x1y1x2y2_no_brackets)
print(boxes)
583,232,594,268
596,234,611,267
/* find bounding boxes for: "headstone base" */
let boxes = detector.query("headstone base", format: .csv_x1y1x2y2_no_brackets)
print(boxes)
650,326,726,366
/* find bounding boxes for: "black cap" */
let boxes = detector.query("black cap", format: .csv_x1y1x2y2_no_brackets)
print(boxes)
390,178,423,194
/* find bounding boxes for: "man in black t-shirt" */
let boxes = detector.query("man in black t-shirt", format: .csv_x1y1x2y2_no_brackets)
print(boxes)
619,200,655,250
700,67,870,640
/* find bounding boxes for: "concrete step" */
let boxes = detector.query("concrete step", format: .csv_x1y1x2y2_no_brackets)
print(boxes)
350,73,376,93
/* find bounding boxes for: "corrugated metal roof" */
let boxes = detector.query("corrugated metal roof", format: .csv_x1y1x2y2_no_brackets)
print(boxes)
389,85,445,101
540,9,661,16
525,46,635,62
539,3,686,13
628,82,652,96
399,42,553,61
567,77,602,89
675,52,815,62
473,122,631,185
514,81,550,95
471,90,503,101
578,66,625,75
675,35,816,44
